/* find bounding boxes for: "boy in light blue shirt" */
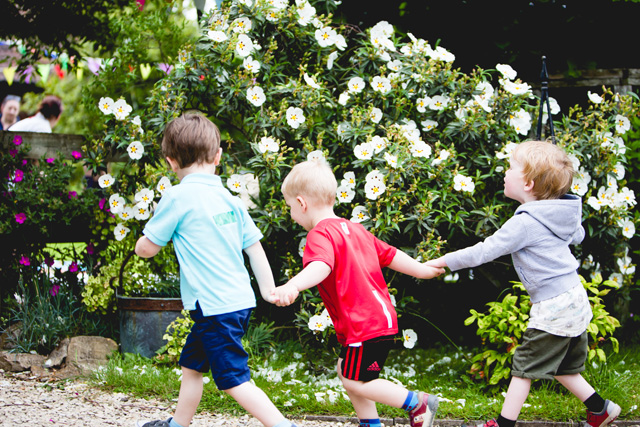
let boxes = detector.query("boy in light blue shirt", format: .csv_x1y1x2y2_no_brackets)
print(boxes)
135,113,297,427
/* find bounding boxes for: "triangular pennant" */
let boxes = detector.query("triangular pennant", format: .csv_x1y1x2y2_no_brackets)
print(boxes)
37,63,51,81
76,64,84,80
86,57,101,75
2,67,16,86
140,63,151,80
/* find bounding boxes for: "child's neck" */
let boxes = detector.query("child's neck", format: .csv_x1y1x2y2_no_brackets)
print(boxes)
176,162,216,181
309,206,339,230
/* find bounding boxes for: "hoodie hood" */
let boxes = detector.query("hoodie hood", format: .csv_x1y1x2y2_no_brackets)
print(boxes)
515,194,582,241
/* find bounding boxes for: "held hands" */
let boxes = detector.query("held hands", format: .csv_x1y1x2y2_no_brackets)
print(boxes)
425,257,447,269
271,283,299,307
422,264,446,279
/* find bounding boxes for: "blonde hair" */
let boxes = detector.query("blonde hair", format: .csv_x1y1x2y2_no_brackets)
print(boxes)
162,112,221,168
511,140,574,200
281,159,337,206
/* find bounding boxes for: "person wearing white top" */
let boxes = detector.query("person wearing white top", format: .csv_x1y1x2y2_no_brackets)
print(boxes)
8,95,63,133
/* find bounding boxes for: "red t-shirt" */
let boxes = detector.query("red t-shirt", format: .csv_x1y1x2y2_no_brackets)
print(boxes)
303,218,398,345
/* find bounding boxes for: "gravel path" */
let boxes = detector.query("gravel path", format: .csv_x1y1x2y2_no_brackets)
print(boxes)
0,371,367,427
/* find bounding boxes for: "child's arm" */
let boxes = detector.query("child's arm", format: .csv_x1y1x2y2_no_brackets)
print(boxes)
244,241,277,303
387,250,445,279
274,261,331,307
135,236,162,258
425,257,448,269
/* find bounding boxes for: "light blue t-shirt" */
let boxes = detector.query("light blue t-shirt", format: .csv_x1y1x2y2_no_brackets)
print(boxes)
143,173,263,316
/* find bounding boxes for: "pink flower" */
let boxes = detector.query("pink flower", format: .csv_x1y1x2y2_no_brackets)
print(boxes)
99,198,107,210
9,149,18,157
49,284,61,296
13,135,22,146
86,243,95,255
71,151,82,160
46,158,55,164
44,256,54,267
68,191,78,199
15,212,26,224
21,160,27,166
69,262,78,273
19,256,30,266
14,169,24,182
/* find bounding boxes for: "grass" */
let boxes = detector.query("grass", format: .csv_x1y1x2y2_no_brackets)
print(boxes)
88,342,640,422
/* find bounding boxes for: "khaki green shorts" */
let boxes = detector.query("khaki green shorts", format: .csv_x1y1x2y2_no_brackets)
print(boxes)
511,328,588,380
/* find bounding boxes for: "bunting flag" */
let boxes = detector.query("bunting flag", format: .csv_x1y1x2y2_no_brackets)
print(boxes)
2,66,16,85
76,65,84,80
37,63,51,81
86,57,102,75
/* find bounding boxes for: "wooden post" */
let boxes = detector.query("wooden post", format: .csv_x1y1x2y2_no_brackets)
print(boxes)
1,130,85,160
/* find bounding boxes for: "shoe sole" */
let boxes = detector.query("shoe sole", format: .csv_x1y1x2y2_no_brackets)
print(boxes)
412,393,439,427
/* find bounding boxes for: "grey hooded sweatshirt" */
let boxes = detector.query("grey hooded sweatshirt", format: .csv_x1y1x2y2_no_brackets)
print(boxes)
444,195,584,303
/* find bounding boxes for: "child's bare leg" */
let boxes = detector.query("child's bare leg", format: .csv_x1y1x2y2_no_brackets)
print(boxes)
225,380,287,427
173,367,204,427
555,373,595,401
500,376,531,420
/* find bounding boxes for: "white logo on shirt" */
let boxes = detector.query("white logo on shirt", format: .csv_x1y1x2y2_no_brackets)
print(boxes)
340,222,350,235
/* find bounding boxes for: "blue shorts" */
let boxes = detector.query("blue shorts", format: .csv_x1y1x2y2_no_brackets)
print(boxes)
179,303,252,390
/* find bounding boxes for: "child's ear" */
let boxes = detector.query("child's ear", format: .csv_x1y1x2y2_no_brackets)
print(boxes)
213,147,223,166
296,195,308,212
524,180,534,193
166,157,179,172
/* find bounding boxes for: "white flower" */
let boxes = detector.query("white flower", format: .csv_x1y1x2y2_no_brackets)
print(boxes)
496,63,517,80
371,76,391,94
409,140,432,158
315,26,336,47
366,169,384,183
608,273,624,287
372,141,392,162
334,34,347,51
114,223,130,241
587,91,603,104
453,174,475,193
365,179,386,200
341,172,356,188
402,329,418,349
617,256,636,275
232,17,252,33
336,185,355,203
235,34,255,57
617,187,636,207
243,56,260,74
98,97,114,115
496,142,518,160
307,150,324,161
112,99,132,120
387,60,403,72
615,115,630,134
501,79,532,96
227,174,245,193
135,188,154,205
370,107,383,123
416,97,430,113
157,176,172,195
354,142,374,160
371,135,388,153
298,237,306,257
428,95,449,111
296,0,316,26
430,46,455,62
286,106,305,129
258,136,279,153
246,86,266,107
570,178,589,197
308,314,327,332
327,51,338,70
98,174,115,188
444,272,459,283
619,218,635,239
338,91,350,106
421,119,438,132
576,167,591,185
347,77,366,93
303,73,321,89
119,206,135,222
109,194,126,214
127,140,144,160
611,162,625,181
509,109,532,135
350,206,369,223
432,149,451,166
134,202,151,220
207,30,228,42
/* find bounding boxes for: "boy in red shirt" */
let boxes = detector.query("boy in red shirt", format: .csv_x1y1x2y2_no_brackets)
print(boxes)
274,159,445,427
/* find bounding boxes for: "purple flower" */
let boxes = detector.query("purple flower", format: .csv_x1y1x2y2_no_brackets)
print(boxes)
99,198,107,210
86,243,95,255
71,151,82,160
158,63,173,75
69,262,78,273
46,158,55,164
49,284,61,296
19,256,30,266
13,135,22,146
68,191,78,199
14,169,24,182
44,256,54,267
21,160,27,166
9,149,18,157
15,212,26,224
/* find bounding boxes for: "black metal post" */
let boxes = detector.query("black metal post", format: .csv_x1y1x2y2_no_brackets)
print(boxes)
536,56,556,144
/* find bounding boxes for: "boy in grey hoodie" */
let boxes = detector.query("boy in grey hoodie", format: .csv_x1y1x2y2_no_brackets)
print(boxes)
428,140,620,427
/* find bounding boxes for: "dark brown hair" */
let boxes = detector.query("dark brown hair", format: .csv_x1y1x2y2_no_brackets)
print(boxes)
38,95,63,119
161,112,221,168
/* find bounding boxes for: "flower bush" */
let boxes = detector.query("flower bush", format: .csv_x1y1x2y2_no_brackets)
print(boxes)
83,0,637,354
